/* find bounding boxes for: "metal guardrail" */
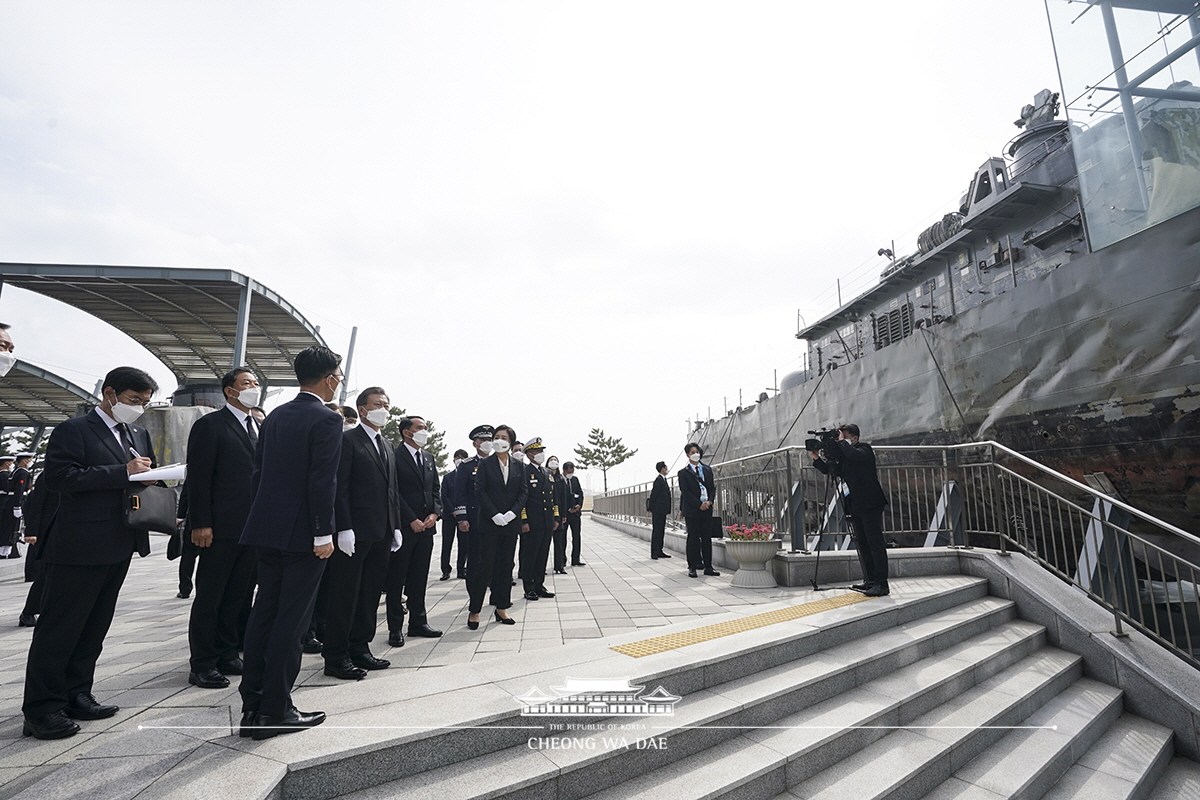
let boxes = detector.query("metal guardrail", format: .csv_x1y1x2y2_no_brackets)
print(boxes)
593,441,1200,667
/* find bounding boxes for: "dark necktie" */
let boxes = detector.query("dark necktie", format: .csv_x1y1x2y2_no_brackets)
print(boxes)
376,434,388,464
412,448,422,469
246,416,258,445
117,423,135,457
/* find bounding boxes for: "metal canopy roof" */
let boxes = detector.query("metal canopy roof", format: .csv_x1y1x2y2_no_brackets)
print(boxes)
0,359,100,427
0,263,327,386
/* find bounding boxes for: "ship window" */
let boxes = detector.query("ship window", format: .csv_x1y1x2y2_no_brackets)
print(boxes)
872,302,915,350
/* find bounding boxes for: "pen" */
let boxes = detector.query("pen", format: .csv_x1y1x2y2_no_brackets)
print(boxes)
129,446,143,459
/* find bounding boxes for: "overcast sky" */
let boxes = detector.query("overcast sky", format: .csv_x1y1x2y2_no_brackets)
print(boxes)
0,1,1071,492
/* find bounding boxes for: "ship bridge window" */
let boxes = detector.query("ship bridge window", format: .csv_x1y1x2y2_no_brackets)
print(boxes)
872,302,915,350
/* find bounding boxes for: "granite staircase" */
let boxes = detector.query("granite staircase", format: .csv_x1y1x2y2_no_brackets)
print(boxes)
252,575,1200,800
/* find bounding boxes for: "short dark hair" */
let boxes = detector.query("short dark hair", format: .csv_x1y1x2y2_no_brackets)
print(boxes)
838,423,861,438
294,345,342,386
221,366,254,391
685,442,703,456
326,402,341,412
103,366,159,396
562,461,575,472
453,449,469,459
655,461,667,472
399,415,425,433
340,405,358,420
356,386,387,408
494,424,517,444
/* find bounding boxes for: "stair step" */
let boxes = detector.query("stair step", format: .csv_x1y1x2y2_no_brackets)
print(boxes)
579,630,1064,800
918,678,1124,800
1039,714,1174,800
1148,756,1200,798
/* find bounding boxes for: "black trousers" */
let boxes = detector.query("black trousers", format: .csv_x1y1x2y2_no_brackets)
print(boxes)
552,524,568,571
239,548,325,719
23,557,132,718
440,517,467,576
849,506,889,586
323,536,389,663
21,558,45,617
178,538,199,596
306,567,330,642
468,531,517,613
651,511,668,556
386,529,434,631
685,514,713,570
519,522,552,592
564,512,583,563
188,540,257,673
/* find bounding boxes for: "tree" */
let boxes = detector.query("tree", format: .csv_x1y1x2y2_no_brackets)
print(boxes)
572,428,638,492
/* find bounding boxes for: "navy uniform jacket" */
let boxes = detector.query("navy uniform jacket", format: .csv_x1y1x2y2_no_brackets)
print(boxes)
678,462,715,519
520,464,557,531
814,441,887,514
334,425,400,543
475,456,528,537
440,468,457,523
42,410,158,565
185,406,257,540
240,393,341,552
449,455,484,531
550,473,569,524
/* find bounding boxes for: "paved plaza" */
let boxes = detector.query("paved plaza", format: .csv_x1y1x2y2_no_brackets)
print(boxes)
0,515,801,797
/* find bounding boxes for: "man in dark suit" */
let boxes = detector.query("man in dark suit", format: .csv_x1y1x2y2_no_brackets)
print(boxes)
388,415,443,645
22,366,159,740
238,346,341,740
546,457,570,574
810,424,889,596
518,437,558,601
18,471,55,627
184,367,262,689
561,462,585,566
649,461,673,559
439,449,469,581
679,443,720,579
324,387,398,680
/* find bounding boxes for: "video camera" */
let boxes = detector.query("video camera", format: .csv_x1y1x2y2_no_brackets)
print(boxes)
804,428,843,463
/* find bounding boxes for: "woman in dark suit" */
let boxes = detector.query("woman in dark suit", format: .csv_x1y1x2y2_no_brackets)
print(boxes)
677,442,719,579
468,425,528,629
648,461,673,559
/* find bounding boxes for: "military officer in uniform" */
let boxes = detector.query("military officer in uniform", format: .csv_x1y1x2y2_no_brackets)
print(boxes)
8,454,34,556
0,454,17,557
518,438,558,601
447,425,494,595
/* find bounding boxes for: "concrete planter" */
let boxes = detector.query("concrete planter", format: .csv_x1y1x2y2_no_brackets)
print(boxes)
724,539,781,588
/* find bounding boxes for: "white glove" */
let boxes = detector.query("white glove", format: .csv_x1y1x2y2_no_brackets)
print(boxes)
337,530,355,557
13,508,21,519
501,510,517,525
492,513,508,526
391,528,404,552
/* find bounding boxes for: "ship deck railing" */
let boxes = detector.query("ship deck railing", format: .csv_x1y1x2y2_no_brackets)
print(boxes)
593,440,1200,669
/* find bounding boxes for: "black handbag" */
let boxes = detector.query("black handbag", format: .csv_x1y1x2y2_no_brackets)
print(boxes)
125,484,177,535
708,515,724,538
645,497,653,512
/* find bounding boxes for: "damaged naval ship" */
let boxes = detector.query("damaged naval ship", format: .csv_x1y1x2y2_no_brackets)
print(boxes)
693,1,1200,533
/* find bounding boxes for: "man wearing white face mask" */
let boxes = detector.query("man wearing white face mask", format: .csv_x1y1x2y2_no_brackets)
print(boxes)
184,367,263,689
0,322,15,378
517,437,558,601
679,442,720,579
23,366,159,740
388,416,443,643
439,449,470,581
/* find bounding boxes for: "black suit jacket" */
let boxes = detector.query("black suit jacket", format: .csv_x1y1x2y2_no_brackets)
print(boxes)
240,392,342,553
649,474,672,514
475,456,528,537
334,426,400,543
677,462,715,519
395,443,441,529
564,475,583,513
185,406,256,540
42,410,157,565
814,441,888,513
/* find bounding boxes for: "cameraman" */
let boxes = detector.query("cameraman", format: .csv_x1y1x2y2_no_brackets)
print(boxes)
808,424,889,596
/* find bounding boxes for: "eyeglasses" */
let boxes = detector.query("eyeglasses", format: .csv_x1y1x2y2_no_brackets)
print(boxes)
117,393,152,407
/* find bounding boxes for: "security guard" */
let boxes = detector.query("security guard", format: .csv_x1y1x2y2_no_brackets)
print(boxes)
518,437,558,601
448,425,494,589
0,454,17,557
6,454,34,557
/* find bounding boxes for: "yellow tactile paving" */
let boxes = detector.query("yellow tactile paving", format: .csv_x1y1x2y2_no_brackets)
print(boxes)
610,592,872,658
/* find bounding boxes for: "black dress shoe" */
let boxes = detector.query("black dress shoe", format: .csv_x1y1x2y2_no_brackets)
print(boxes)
456,572,467,579
850,582,871,592
18,613,36,627
704,569,721,577
301,636,324,654
65,692,119,720
440,572,450,581
350,653,391,670
688,570,698,578
651,555,659,559
572,561,587,567
535,588,555,598
656,553,672,559
23,710,80,740
176,591,191,599
863,583,890,597
323,659,367,680
238,711,256,738
216,657,244,675
466,617,480,630
189,669,231,690
554,568,567,574
251,707,326,740
388,631,405,648
494,610,516,625
524,591,540,601
407,623,442,638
